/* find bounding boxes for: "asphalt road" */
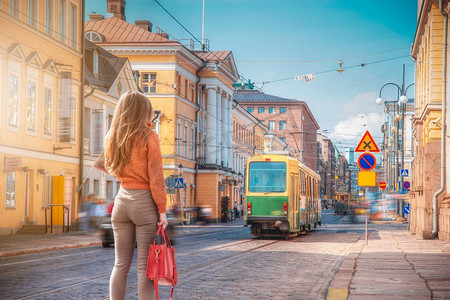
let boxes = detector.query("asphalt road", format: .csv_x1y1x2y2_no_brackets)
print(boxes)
0,210,407,299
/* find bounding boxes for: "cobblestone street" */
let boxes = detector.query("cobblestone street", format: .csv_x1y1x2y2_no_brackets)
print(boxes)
0,211,366,299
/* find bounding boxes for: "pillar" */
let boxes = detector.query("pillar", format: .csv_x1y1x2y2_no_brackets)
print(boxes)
206,87,217,165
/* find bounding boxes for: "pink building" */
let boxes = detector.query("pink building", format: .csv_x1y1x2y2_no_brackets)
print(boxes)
234,89,319,170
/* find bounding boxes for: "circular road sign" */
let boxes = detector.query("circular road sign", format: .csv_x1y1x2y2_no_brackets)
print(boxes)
357,153,377,171
379,181,387,189
403,206,410,215
403,181,411,190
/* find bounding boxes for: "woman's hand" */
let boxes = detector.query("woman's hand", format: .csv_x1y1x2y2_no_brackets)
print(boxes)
158,213,168,229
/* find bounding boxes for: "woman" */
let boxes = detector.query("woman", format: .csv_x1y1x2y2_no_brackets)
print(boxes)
104,91,168,300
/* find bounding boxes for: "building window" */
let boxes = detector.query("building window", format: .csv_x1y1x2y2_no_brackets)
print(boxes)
70,96,76,141
69,4,77,49
28,0,38,28
92,110,103,153
268,121,275,130
8,74,19,128
85,31,102,42
258,107,265,114
191,127,195,160
176,121,182,155
26,81,37,132
141,73,157,93
280,107,287,114
44,87,53,136
247,107,254,114
280,138,286,143
93,51,99,78
6,172,16,208
269,107,276,114
184,124,188,157
279,121,286,130
45,0,53,36
58,0,67,43
9,0,19,18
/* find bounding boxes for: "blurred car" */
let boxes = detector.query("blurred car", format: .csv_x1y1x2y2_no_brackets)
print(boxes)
100,210,178,248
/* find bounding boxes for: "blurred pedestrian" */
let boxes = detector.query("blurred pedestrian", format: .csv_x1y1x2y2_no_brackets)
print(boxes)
234,201,239,219
79,195,93,232
104,91,168,300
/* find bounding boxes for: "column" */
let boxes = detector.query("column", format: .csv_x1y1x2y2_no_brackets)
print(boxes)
227,95,232,169
206,87,217,165
216,88,222,166
221,92,227,168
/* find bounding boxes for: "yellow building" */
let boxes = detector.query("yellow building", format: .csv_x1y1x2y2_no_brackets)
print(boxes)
85,1,240,221
0,0,83,234
411,0,450,241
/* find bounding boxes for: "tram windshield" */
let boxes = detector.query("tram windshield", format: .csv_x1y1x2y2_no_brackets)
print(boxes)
248,162,287,193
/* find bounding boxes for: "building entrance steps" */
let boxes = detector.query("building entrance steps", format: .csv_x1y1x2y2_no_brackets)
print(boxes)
326,230,450,300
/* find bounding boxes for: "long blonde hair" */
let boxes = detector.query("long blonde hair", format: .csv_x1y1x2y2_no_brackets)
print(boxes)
104,91,153,176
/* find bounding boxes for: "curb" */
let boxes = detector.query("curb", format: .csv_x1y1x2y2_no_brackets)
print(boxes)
0,241,102,257
326,241,364,300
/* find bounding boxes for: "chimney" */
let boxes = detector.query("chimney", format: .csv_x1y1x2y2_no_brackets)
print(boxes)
89,13,104,22
106,0,126,21
135,20,153,32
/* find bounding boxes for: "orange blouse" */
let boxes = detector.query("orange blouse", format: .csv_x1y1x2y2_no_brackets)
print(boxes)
116,131,167,213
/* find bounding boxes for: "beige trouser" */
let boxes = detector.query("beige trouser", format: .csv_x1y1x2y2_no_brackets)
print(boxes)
109,187,159,300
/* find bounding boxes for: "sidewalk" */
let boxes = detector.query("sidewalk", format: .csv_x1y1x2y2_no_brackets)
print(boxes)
327,230,450,300
0,218,244,257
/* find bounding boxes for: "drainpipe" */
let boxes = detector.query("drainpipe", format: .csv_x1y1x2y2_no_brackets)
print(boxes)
432,0,448,238
78,0,86,206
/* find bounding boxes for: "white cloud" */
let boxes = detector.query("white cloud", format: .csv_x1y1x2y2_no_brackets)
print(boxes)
330,112,384,147
342,91,378,114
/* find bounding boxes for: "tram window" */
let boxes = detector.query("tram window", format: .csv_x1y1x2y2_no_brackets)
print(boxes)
248,162,286,193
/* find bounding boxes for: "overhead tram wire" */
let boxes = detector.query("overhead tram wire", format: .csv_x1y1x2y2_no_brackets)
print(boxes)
254,54,411,87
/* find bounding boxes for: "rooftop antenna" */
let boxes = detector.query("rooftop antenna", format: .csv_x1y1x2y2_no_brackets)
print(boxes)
202,0,206,50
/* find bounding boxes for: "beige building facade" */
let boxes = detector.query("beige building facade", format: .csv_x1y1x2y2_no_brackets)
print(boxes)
0,0,83,234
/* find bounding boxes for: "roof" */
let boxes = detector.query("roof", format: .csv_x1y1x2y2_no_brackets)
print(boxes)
84,39,128,92
233,89,320,129
194,50,231,62
85,17,179,45
233,90,300,103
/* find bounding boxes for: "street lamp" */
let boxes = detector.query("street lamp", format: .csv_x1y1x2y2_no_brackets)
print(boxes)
376,64,414,213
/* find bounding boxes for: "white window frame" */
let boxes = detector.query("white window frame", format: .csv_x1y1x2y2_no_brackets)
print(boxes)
190,126,195,160
7,73,20,131
69,2,78,49
279,121,286,130
93,51,99,78
43,86,53,138
28,0,38,28
268,120,275,130
45,0,53,37
176,120,182,156
58,0,67,44
141,72,157,93
9,0,20,18
70,94,77,142
6,171,16,209
184,123,188,158
26,79,38,134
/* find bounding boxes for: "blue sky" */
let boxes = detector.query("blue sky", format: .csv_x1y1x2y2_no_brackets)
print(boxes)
85,0,417,151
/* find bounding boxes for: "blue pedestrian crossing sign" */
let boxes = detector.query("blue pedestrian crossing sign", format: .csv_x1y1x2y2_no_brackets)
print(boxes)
403,206,410,215
401,169,409,177
174,177,184,188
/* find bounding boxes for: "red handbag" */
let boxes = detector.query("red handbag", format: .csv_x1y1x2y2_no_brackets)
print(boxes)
147,225,177,300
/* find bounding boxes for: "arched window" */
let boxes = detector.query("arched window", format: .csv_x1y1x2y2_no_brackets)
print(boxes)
85,31,103,42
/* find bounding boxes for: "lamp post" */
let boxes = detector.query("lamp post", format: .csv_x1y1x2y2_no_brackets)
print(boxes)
376,64,414,213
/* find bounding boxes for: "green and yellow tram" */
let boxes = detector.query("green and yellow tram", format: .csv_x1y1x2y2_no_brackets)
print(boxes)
244,153,321,237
